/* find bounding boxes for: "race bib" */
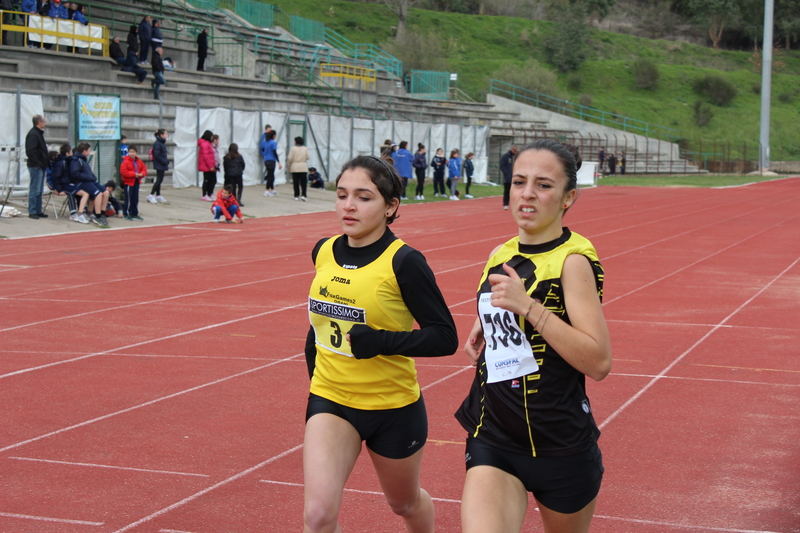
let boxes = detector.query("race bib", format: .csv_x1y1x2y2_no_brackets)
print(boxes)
478,292,538,383
309,297,366,357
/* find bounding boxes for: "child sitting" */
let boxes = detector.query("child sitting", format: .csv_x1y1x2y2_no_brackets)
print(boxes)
70,143,110,227
104,180,124,217
308,167,325,189
49,145,90,224
211,184,243,224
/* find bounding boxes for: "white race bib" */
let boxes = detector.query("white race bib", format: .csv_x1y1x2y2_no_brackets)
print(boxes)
478,292,538,383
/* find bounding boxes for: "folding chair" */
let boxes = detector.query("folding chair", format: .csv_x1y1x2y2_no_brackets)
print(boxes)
42,184,76,219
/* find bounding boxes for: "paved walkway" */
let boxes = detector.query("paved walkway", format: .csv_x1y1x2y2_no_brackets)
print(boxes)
0,184,336,240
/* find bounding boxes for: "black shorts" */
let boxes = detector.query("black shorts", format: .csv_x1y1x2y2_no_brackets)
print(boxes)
306,393,427,460
465,437,604,514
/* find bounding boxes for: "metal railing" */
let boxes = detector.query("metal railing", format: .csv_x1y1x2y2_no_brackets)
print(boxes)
489,79,681,143
81,1,211,45
409,70,449,100
324,28,403,78
1,10,109,56
320,63,376,91
290,15,324,43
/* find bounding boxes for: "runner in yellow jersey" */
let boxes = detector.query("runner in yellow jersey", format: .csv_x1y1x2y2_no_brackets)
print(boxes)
455,140,612,533
303,155,458,533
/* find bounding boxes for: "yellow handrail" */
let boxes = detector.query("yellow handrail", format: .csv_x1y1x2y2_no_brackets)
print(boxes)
0,10,109,57
320,63,376,91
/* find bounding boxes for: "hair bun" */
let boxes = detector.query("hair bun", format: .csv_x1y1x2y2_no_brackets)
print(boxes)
563,143,582,170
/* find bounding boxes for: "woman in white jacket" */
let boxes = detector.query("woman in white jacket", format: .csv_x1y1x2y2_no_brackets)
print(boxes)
287,136,311,201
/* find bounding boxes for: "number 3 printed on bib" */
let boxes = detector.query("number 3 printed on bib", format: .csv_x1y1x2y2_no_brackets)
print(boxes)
309,297,367,357
478,292,538,383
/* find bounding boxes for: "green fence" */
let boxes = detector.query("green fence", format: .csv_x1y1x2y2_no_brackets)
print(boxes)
410,70,449,100
324,28,403,78
291,15,324,42
234,0,274,28
489,79,681,142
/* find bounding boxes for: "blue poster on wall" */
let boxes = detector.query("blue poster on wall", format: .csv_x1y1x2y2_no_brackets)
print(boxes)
76,94,121,140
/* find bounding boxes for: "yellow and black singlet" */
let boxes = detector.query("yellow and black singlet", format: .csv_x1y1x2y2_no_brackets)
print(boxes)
455,228,604,457
306,229,458,410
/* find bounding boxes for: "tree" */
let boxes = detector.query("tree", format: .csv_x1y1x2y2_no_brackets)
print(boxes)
544,2,590,72
385,0,413,42
776,0,800,50
687,0,740,48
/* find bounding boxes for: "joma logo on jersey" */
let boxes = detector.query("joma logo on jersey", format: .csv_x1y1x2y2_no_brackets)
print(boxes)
331,276,350,284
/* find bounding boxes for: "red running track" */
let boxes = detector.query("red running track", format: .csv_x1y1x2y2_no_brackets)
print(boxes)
1,178,799,533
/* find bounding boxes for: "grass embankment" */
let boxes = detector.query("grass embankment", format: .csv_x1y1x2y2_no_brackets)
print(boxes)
267,0,800,159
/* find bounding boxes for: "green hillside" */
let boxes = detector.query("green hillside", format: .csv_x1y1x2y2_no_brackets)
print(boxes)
273,0,800,158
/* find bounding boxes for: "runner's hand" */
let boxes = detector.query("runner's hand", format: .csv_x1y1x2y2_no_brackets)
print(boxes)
487,263,531,317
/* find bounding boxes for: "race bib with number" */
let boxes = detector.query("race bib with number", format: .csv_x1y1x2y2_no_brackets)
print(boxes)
309,297,367,357
478,292,538,383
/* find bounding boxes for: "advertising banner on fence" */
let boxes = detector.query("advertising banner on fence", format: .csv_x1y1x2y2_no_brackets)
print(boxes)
77,94,121,140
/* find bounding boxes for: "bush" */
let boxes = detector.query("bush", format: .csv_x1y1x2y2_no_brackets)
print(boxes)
379,29,449,72
492,59,564,99
631,58,660,90
567,74,582,91
752,83,761,95
543,4,589,73
692,74,738,106
778,92,793,104
693,99,714,126
579,94,593,107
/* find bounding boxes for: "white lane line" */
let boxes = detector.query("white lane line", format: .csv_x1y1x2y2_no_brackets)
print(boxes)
0,269,312,334
0,302,305,380
594,514,780,533
421,366,473,391
0,511,103,526
7,457,210,478
258,480,461,504
599,256,800,431
607,373,800,388
172,226,242,232
0,353,303,453
109,444,304,533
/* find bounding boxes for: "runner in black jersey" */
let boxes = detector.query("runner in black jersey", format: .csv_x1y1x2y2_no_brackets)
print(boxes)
455,140,612,533
303,155,458,533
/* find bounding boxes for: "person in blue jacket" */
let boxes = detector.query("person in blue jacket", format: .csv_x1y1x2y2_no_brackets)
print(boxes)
21,0,40,14
69,142,110,226
259,127,281,197
392,140,413,200
138,15,152,64
50,144,90,222
447,148,461,200
43,0,68,19
412,143,428,200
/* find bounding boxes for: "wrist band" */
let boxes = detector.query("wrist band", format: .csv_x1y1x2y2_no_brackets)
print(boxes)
539,310,552,334
525,299,541,321
533,307,548,330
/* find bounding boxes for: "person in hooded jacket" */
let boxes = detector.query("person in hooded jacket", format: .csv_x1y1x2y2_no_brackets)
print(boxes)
148,128,169,203
51,143,90,223
392,141,413,200
138,15,152,64
198,129,216,201
431,148,447,198
70,142,110,226
196,28,208,71
150,19,163,50
412,143,428,200
223,143,246,206
120,145,148,221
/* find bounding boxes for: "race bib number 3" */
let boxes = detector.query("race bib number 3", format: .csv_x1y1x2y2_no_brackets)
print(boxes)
478,293,538,383
309,297,366,357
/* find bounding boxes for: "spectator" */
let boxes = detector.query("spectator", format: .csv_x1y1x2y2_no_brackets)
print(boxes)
259,128,281,197
447,148,461,200
1,0,15,46
109,36,125,64
120,144,147,221
150,19,163,51
392,140,412,200
41,0,67,19
151,46,165,99
120,135,128,157
51,143,90,223
412,143,427,200
308,167,324,189
196,28,208,71
598,146,605,173
21,0,40,15
126,24,138,57
607,151,617,176
70,142,110,226
222,142,245,206
25,114,49,219
463,151,474,198
138,15,151,64
620,151,627,175
148,128,169,203
67,1,76,18
431,147,447,198
379,138,392,158
103,180,123,217
499,144,517,210
197,129,216,201
211,184,242,223
286,136,310,201
70,3,86,24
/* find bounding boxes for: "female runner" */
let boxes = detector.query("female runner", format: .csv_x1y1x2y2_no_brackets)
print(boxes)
455,140,612,533
304,155,459,533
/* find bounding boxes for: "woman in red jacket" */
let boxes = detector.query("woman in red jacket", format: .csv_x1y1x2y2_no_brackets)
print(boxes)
120,145,148,220
198,129,217,201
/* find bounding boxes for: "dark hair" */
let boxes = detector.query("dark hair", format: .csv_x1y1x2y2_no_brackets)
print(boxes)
155,128,166,137
32,115,44,127
264,124,272,131
153,19,159,25
450,149,459,158
266,130,276,140
48,150,58,159
76,142,91,154
294,136,304,146
210,134,219,143
399,141,408,150
129,25,137,33
466,152,474,158
222,184,234,193
335,155,402,224
128,145,139,154
200,130,213,142
121,135,127,141
224,143,239,159
417,143,425,151
59,143,71,156
516,139,582,194
105,180,116,190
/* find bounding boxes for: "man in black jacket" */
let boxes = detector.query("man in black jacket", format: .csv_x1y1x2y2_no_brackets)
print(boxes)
151,47,165,99
499,144,517,210
196,28,208,71
25,115,49,219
